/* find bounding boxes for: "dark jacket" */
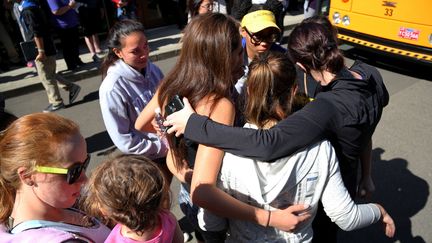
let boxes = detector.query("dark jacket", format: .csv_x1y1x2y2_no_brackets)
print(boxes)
21,5,57,56
184,60,388,169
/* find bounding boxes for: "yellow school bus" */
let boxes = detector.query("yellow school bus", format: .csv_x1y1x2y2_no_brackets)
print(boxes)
329,0,432,63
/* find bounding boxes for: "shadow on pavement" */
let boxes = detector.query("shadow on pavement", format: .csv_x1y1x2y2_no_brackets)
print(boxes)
339,148,429,243
57,60,101,76
86,130,115,154
67,90,99,108
0,70,37,84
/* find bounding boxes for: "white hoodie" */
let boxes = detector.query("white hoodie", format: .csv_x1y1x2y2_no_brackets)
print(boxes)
99,59,167,158
199,123,381,242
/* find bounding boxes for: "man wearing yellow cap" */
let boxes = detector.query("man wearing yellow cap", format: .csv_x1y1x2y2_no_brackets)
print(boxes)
233,10,286,126
240,9,285,62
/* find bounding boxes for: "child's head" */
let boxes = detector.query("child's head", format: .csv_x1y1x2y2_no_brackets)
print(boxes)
82,154,170,233
102,20,148,76
245,52,297,128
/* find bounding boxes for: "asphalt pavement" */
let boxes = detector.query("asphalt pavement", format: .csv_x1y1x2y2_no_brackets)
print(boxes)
3,12,432,243
0,13,304,97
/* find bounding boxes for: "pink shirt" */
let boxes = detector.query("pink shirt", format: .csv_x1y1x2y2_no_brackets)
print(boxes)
104,210,177,243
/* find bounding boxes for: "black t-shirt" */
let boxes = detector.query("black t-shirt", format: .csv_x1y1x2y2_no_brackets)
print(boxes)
21,6,57,56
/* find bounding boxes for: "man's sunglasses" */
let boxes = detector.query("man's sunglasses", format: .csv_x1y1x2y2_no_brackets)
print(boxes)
35,154,91,184
244,27,278,45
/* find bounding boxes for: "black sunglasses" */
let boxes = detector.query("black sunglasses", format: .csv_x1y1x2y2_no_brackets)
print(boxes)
244,27,278,45
35,154,91,184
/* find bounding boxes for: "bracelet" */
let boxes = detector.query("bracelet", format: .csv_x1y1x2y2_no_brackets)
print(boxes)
265,210,271,227
38,49,45,53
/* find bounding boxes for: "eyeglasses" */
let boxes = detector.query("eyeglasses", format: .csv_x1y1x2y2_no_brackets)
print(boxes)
35,154,91,184
244,27,278,45
200,3,214,11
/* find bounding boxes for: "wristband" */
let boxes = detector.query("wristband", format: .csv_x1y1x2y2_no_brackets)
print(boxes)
38,49,45,53
265,210,271,227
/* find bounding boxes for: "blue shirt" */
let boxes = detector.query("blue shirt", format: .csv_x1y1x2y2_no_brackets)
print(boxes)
47,0,79,28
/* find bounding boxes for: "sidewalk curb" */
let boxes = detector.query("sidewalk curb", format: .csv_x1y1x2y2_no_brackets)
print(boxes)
2,21,300,99
2,49,182,98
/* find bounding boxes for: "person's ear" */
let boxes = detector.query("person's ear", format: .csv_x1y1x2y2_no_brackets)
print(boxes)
113,48,123,59
241,28,247,38
17,167,35,186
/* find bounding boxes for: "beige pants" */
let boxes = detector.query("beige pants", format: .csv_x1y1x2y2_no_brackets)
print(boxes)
35,56,74,105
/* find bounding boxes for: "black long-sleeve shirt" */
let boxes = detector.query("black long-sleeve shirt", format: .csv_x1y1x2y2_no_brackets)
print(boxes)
184,61,389,167
21,6,57,57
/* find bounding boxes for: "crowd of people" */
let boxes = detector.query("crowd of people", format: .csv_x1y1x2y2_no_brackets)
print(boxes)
1,1,397,242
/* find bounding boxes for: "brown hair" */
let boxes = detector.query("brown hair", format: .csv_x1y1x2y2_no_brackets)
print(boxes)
287,21,344,74
0,113,80,224
302,15,338,42
245,52,297,128
81,154,170,234
101,20,147,79
157,13,241,171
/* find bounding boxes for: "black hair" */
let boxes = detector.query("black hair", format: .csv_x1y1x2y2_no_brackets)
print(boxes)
287,22,344,73
101,19,146,78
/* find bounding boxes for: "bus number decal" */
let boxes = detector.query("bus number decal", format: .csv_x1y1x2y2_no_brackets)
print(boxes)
384,8,393,16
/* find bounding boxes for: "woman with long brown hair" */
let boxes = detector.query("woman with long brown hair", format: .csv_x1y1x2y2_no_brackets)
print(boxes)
135,13,310,242
163,16,392,241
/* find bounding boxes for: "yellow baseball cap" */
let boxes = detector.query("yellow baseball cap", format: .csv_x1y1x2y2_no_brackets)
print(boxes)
241,10,280,33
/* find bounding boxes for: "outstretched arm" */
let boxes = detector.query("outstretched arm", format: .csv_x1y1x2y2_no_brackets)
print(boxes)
166,98,330,161
321,143,394,237
190,98,311,232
